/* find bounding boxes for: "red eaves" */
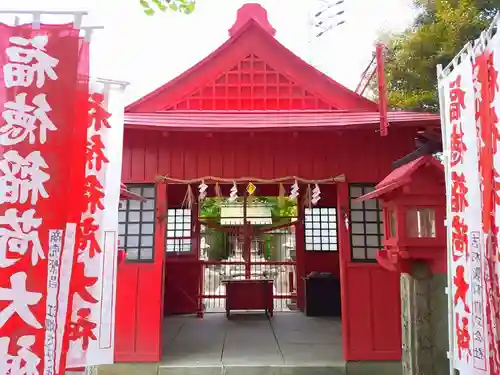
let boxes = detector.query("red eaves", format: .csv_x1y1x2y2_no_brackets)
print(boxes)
124,110,440,131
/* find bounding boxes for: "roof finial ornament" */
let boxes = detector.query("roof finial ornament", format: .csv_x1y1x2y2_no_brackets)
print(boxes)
228,3,276,37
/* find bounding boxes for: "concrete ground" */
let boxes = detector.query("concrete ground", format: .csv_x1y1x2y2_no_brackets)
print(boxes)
97,313,402,375
161,312,344,367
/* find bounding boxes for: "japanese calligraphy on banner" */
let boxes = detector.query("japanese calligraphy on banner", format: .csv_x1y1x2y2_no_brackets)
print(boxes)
0,24,88,375
441,54,489,374
65,82,126,367
482,29,500,375
439,18,500,375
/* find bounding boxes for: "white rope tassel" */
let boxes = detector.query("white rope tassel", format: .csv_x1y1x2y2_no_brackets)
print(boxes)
311,184,321,205
198,180,208,201
289,180,299,200
228,182,238,203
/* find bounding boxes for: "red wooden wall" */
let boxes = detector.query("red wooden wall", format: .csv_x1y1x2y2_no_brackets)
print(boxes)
336,182,401,361
115,183,166,362
117,127,412,361
121,129,414,183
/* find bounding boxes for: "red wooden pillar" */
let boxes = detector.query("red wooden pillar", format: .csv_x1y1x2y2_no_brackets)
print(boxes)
156,182,167,354
192,194,200,258
336,181,351,360
295,187,306,311
191,195,204,317
243,192,252,279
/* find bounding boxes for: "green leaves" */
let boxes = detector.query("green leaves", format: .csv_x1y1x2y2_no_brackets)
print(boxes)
379,0,499,112
139,0,196,15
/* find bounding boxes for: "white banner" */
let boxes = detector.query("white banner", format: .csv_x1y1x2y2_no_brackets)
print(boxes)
441,54,489,374
66,81,126,367
487,29,500,374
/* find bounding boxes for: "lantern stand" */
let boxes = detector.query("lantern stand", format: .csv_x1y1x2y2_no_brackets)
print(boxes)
356,155,448,375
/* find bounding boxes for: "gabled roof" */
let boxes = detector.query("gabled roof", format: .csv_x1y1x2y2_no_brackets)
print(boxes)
126,3,378,113
356,156,444,201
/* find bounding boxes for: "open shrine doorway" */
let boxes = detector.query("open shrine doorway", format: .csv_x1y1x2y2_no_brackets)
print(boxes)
160,182,343,367
198,186,298,316
163,182,341,317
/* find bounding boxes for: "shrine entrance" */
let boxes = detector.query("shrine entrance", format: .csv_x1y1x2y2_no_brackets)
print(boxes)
163,183,299,317
199,190,298,315
160,182,344,368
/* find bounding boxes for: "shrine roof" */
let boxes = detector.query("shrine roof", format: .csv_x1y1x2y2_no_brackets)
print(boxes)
124,110,440,131
356,156,444,201
125,3,379,113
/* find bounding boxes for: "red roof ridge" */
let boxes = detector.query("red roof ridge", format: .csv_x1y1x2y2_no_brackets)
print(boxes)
229,3,276,37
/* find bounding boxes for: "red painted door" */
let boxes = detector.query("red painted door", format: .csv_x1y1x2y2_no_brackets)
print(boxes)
338,183,401,361
115,183,166,362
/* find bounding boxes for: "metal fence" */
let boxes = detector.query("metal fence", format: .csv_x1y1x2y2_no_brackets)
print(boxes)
200,224,297,312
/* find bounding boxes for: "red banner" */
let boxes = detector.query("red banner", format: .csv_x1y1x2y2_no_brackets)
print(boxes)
66,85,114,367
471,49,500,375
0,24,88,375
60,37,91,373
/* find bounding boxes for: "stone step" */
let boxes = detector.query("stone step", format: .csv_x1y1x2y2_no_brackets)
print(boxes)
95,361,405,375
159,365,347,375
89,361,405,375
96,364,347,375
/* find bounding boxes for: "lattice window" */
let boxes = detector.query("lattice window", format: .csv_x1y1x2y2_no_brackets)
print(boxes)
166,54,335,110
165,208,192,253
348,184,384,261
304,207,338,251
119,184,156,262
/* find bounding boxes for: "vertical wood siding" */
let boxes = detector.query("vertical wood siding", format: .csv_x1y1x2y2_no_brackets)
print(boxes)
121,128,416,183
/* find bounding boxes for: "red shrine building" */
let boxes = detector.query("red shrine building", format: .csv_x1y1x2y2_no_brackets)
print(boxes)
114,3,441,368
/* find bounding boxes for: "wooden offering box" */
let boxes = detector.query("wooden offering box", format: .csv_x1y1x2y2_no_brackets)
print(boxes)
223,279,274,318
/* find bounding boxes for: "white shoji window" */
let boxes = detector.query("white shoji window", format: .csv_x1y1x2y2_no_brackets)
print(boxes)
165,209,192,253
118,184,156,262
304,207,338,251
348,184,384,261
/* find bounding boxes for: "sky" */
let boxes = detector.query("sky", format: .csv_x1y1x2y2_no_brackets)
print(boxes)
2,0,418,105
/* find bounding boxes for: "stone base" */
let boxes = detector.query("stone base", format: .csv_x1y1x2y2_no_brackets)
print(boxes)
90,361,409,375
95,364,348,375
345,361,401,375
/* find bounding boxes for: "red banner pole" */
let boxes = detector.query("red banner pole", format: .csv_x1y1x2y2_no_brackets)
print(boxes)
376,42,389,136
